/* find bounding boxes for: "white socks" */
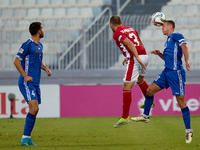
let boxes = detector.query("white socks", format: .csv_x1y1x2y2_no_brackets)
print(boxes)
22,135,31,138
186,129,193,133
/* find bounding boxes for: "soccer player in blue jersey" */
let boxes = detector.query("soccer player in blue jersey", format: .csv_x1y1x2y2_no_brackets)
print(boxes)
131,20,193,143
13,22,52,146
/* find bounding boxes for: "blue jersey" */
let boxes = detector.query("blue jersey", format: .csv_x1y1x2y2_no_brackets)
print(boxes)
16,38,43,85
163,32,186,70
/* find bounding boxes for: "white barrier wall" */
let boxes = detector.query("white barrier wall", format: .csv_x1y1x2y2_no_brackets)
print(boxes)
0,85,60,118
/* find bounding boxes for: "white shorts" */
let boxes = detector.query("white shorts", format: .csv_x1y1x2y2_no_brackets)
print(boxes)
123,55,149,83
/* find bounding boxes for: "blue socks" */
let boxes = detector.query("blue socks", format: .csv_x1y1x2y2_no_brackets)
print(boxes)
143,95,191,130
181,106,191,129
23,113,36,136
144,95,154,116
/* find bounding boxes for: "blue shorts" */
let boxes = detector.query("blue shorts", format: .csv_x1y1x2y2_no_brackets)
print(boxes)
18,82,41,104
153,68,186,96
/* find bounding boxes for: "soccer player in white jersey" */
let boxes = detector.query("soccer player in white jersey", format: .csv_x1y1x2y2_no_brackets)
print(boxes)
131,20,193,143
110,15,155,128
13,22,52,146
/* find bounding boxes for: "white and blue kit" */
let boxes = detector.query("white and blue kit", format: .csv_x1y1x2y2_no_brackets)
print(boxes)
16,38,43,104
143,32,191,131
153,32,186,96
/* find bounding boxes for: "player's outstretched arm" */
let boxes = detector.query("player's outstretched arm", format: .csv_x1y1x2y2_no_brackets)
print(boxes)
13,58,33,82
181,43,190,71
151,49,164,60
122,38,147,69
41,62,52,76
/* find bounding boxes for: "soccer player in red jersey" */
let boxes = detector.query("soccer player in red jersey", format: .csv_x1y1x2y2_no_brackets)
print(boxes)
110,15,154,128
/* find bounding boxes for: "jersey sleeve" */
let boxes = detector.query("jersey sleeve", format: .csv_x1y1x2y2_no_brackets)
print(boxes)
172,33,186,46
113,31,127,43
16,43,29,60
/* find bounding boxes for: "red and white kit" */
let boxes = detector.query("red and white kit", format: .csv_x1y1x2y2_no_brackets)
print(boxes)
113,26,149,82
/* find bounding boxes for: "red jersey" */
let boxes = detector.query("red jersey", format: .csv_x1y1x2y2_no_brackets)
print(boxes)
113,26,147,58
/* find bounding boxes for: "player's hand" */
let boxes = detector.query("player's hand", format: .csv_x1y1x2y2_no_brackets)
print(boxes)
24,76,33,82
140,61,147,69
136,57,147,69
122,58,128,65
186,60,190,71
151,49,160,55
45,68,52,76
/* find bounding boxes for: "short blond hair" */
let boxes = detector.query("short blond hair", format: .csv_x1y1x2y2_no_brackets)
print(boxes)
165,20,175,29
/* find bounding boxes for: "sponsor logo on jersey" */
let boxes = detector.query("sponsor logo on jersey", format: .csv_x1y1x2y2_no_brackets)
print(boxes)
19,48,24,54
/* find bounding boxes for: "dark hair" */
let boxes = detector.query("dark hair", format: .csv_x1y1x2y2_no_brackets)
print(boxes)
110,15,122,25
29,22,42,36
165,20,175,29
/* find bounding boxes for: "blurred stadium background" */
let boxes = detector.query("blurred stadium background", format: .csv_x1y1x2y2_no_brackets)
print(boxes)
0,0,200,85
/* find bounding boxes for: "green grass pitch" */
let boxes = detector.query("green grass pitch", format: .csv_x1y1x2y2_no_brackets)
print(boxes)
0,116,199,150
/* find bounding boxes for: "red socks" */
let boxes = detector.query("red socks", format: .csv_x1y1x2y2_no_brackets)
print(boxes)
137,79,148,97
122,90,132,119
121,79,148,118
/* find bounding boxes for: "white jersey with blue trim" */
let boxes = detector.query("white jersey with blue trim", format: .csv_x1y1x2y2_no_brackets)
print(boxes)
16,38,43,85
163,32,186,70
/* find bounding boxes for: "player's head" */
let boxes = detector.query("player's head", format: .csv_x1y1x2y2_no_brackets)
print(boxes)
162,20,175,36
110,15,123,32
29,22,44,38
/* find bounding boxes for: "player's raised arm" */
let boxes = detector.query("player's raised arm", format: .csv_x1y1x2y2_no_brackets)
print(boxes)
181,43,190,71
122,38,147,69
13,57,33,82
41,62,52,76
151,49,164,60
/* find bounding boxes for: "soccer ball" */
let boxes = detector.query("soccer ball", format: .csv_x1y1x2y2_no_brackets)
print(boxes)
151,12,166,26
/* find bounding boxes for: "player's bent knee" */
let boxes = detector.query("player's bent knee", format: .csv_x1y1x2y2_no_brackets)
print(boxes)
146,88,154,96
176,96,187,109
123,82,135,90
177,101,187,109
137,76,144,83
30,106,39,115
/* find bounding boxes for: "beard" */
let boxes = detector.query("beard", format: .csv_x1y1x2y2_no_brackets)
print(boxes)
40,32,44,38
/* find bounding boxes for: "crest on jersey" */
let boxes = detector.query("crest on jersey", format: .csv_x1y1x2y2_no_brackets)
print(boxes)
35,50,38,53
19,48,24,54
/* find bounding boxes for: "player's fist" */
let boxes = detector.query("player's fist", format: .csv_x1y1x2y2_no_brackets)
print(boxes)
46,68,52,76
122,58,128,65
136,57,147,69
186,60,190,71
24,76,33,82
140,61,147,69
151,49,160,55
